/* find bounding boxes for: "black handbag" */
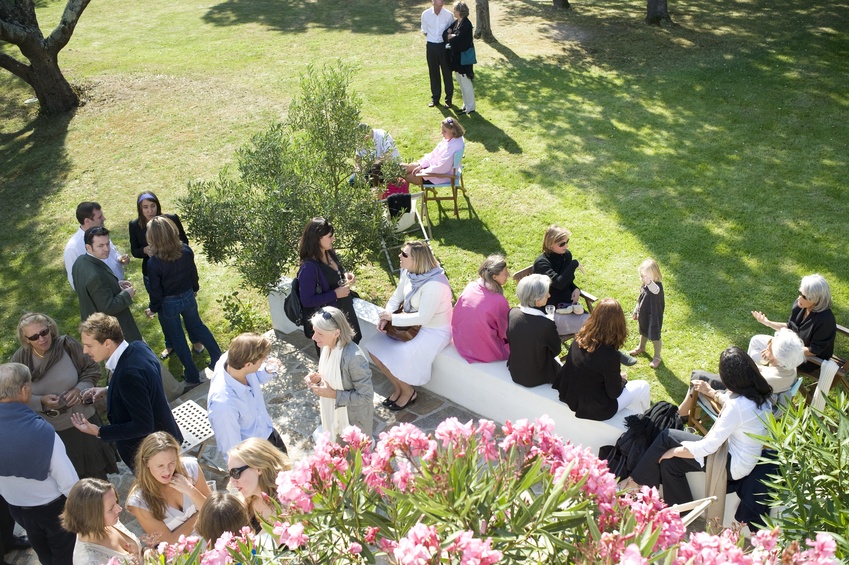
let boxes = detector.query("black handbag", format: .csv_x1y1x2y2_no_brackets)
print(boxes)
284,277,304,326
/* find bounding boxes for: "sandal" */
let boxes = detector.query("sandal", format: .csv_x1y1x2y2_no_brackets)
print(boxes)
650,357,662,369
628,348,645,356
389,392,417,411
382,395,399,407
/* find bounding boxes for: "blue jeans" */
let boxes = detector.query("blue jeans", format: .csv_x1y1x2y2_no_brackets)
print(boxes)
159,290,222,383
145,276,200,349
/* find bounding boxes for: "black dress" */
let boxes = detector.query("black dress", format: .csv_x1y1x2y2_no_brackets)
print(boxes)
787,303,836,373
557,341,624,421
533,252,580,308
128,213,188,278
635,282,665,341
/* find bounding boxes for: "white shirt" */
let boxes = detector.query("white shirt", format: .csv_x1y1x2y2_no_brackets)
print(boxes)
64,227,125,289
0,433,79,506
127,458,200,532
207,353,276,453
106,340,130,374
421,6,455,43
357,129,401,160
681,395,771,480
386,270,453,329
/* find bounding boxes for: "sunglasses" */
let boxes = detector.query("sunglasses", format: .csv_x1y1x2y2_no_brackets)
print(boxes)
557,240,569,248
798,291,808,300
318,309,333,320
399,250,410,258
27,328,50,341
228,464,250,479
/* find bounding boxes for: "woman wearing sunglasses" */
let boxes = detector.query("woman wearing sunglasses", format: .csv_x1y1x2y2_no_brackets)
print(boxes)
751,273,836,374
227,437,290,531
127,432,211,544
305,307,374,437
368,241,453,411
532,225,584,311
10,312,118,480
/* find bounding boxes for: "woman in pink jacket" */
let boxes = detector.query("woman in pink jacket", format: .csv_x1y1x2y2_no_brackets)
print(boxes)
452,255,510,363
403,117,465,186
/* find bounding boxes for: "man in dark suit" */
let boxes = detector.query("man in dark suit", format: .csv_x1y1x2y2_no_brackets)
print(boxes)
72,227,143,343
70,313,182,473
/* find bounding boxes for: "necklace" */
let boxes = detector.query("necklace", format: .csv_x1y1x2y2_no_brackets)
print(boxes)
32,348,46,359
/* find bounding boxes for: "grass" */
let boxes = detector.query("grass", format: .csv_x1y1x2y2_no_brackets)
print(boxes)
1,0,847,402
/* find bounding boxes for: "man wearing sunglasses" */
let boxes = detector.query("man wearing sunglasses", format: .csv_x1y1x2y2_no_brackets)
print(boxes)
63,202,130,290
72,227,143,343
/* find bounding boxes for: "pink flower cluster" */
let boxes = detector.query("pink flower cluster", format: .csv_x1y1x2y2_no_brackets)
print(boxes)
156,535,202,561
273,520,309,550
446,530,503,565
675,528,840,565
391,524,502,565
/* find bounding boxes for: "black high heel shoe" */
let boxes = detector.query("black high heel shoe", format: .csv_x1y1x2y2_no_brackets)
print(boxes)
382,396,399,407
389,391,417,411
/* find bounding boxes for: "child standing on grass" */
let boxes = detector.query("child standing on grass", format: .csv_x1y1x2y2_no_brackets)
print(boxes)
629,258,665,369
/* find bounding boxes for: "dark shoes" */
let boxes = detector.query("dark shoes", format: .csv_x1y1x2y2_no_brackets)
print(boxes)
444,100,453,109
382,396,398,407
5,535,30,553
182,382,202,395
389,392,418,411
620,351,638,367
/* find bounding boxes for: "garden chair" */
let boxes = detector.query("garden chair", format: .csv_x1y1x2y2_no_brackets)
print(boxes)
799,322,849,401
512,265,598,342
667,496,718,528
172,399,225,476
380,192,431,273
419,151,467,232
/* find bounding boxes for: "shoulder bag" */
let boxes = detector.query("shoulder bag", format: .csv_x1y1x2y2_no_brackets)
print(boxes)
460,45,477,66
383,307,421,342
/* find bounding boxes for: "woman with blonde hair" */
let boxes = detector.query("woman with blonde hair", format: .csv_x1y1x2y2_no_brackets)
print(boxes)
402,118,465,186
556,298,651,421
305,306,374,437
147,215,222,390
452,255,510,363
368,241,453,410
227,438,291,530
126,431,211,544
61,478,141,565
532,225,584,310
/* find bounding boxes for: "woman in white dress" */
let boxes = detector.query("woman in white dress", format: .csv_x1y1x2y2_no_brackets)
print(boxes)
306,306,374,437
368,241,453,411
126,432,211,545
61,478,141,565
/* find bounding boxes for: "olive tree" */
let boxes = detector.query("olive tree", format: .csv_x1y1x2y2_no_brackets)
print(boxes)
179,62,392,292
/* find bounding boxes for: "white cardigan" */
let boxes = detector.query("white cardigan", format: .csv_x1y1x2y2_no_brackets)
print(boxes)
386,271,453,329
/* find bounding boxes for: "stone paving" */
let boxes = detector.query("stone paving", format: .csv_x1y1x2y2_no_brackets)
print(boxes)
6,328,482,565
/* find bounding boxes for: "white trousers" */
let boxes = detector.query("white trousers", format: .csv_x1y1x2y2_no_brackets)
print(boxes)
617,379,651,413
455,72,475,112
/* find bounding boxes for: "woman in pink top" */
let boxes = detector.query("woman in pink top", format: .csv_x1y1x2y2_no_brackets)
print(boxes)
452,255,511,363
403,117,466,186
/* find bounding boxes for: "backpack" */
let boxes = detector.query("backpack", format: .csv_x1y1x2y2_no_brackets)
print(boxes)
599,401,684,480
284,276,304,326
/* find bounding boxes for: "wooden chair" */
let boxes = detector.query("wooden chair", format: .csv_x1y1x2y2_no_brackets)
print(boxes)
512,265,598,342
799,323,849,399
690,376,804,434
419,151,466,232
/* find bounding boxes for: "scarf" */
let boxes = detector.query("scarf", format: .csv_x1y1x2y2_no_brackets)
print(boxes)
13,335,75,383
403,266,450,312
0,402,55,480
317,343,350,439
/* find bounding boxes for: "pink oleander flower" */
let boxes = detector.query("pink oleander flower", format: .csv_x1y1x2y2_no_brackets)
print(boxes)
435,417,475,455
341,425,373,452
476,419,499,462
617,544,648,565
675,530,751,565
798,532,839,564
499,418,536,451
379,537,399,554
273,521,309,550
364,526,380,544
200,546,232,565
446,531,502,565
618,486,685,551
276,464,315,513
348,542,363,554
392,458,415,492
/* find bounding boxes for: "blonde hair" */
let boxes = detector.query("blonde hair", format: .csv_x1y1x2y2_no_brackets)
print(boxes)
405,241,439,274
128,432,188,521
639,258,662,283
228,438,291,516
61,478,116,538
17,312,59,349
441,117,465,139
146,216,184,262
79,313,123,345
227,333,271,370
542,225,571,254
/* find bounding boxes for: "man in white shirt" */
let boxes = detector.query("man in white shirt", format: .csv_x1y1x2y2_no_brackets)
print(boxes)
207,333,287,455
421,0,455,108
0,363,79,565
64,202,129,290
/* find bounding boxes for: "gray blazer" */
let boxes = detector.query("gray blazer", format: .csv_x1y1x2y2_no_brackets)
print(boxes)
334,342,374,436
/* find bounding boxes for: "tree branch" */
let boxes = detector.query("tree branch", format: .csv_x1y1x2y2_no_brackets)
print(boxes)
0,51,32,84
0,17,36,46
45,0,92,53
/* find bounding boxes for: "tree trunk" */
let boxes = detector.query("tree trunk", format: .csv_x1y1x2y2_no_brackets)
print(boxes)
23,49,80,113
473,0,496,43
645,0,672,25
553,0,571,9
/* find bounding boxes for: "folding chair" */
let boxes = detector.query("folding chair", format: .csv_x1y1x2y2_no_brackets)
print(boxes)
172,400,225,476
420,151,466,231
380,192,431,273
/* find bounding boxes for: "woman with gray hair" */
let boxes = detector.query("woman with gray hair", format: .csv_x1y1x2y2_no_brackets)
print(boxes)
443,2,475,114
506,274,561,387
751,273,836,373
452,255,510,363
305,307,374,437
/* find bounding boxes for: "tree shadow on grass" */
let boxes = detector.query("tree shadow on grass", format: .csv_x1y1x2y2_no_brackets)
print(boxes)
0,109,76,357
203,0,419,35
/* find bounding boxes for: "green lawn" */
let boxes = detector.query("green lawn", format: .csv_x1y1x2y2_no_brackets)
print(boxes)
1,0,847,401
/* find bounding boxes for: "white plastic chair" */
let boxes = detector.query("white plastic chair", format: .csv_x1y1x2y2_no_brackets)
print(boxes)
172,400,224,476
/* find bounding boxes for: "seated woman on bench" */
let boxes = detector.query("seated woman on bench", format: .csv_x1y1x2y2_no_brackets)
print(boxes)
622,347,773,506
452,255,511,364
555,298,651,420
751,273,836,374
506,274,561,387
